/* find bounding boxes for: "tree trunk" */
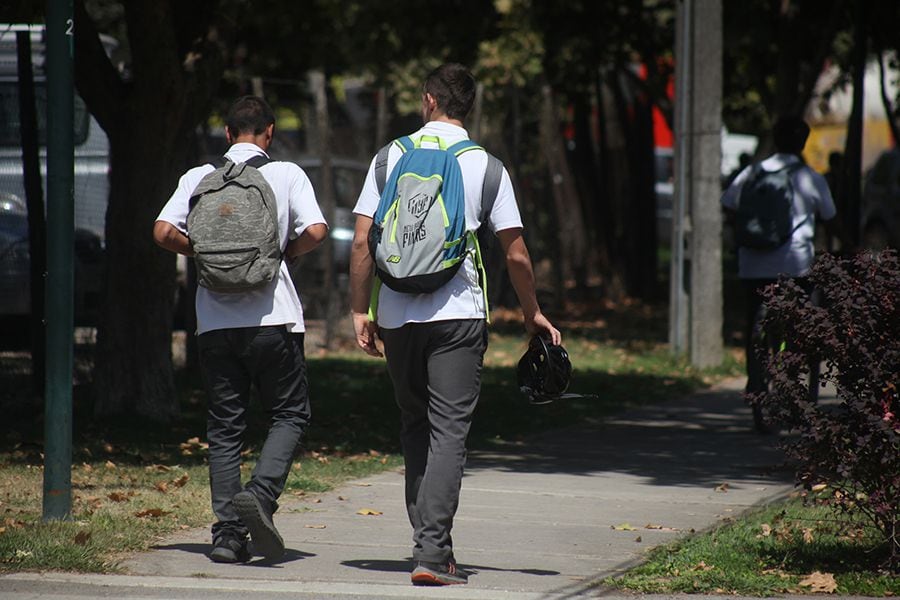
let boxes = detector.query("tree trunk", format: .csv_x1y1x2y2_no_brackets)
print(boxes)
538,83,588,300
75,0,231,422
309,71,339,350
92,115,188,421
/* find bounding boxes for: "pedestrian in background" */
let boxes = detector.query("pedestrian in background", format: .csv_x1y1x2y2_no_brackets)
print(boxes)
721,115,838,432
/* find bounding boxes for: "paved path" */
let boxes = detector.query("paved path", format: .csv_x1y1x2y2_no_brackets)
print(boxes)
1,378,802,599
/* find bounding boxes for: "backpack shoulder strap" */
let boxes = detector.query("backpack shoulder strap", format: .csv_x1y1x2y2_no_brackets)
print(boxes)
374,138,414,195
448,139,482,157
209,155,228,169
374,142,392,195
244,154,272,169
480,152,503,224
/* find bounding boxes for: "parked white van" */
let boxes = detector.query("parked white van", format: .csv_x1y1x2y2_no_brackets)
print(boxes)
0,24,113,322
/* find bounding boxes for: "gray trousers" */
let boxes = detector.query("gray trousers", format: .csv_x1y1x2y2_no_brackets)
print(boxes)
380,319,488,564
197,326,310,540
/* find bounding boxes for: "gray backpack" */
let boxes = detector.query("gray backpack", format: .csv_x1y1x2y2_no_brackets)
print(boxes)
187,156,282,293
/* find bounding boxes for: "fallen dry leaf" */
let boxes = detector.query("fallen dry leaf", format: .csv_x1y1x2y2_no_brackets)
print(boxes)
107,492,129,503
304,524,326,529
634,536,642,543
715,483,730,493
644,523,680,532
171,474,189,488
760,523,772,537
356,508,383,516
355,483,372,487
799,571,837,593
73,530,91,545
104,460,116,469
612,523,638,531
155,482,169,493
811,483,828,492
0,527,6,535
691,561,715,572
803,528,815,544
338,496,348,501
311,498,322,504
135,508,171,518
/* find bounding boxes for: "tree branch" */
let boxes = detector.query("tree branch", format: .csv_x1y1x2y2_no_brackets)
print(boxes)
182,6,240,128
74,0,126,133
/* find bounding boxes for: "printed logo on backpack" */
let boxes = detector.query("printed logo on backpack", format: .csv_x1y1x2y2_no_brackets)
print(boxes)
187,156,282,293
735,163,803,250
367,135,483,294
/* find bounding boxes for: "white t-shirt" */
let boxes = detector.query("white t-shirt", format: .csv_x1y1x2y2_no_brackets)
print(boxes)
721,153,836,279
156,143,326,334
353,121,523,329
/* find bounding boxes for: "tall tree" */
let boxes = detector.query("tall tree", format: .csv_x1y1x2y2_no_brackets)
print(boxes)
532,0,674,301
75,0,236,421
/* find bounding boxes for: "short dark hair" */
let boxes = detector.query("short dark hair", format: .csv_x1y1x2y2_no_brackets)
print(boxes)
772,115,810,155
424,63,476,120
225,96,275,137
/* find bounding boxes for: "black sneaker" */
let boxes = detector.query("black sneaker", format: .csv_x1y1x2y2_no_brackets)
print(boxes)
232,490,284,560
208,532,250,563
411,559,469,586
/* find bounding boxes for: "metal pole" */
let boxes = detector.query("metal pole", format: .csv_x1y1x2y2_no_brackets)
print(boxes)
43,0,75,521
670,0,692,354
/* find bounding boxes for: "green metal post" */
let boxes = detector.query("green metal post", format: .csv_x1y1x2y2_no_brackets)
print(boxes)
43,0,75,521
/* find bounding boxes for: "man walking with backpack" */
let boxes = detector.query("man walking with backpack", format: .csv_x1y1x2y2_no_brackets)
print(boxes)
153,96,328,563
721,115,838,432
349,63,560,586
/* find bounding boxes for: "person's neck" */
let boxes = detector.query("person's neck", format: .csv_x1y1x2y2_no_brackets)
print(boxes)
428,114,465,129
231,134,269,151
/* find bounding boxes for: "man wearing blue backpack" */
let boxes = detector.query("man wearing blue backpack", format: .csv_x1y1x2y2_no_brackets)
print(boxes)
349,63,560,586
721,115,838,432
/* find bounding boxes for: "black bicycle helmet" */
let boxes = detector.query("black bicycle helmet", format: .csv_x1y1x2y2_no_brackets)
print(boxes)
517,335,573,404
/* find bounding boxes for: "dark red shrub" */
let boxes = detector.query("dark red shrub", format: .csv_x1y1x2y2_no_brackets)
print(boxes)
755,250,899,571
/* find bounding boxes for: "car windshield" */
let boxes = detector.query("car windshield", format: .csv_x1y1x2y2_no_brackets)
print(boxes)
0,82,91,147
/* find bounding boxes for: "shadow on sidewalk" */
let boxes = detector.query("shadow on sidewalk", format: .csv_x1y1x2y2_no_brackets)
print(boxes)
149,542,316,566
467,386,794,489
341,558,560,577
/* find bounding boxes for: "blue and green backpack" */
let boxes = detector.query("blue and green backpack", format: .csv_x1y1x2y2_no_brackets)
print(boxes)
368,134,500,298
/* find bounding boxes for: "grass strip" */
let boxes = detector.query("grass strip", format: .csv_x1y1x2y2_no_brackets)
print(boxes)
601,495,900,596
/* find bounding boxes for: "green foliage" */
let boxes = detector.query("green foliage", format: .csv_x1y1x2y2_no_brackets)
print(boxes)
757,250,900,571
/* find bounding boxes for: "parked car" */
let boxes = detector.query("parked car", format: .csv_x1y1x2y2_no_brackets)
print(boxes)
0,25,113,323
861,148,900,249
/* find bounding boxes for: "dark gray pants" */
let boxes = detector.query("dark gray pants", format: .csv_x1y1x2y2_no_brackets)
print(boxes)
380,319,488,564
197,326,310,540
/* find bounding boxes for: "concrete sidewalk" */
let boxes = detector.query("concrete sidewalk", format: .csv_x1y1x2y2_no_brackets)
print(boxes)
2,378,800,599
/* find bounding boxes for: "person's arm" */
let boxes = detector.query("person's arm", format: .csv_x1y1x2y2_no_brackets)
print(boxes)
153,221,194,256
496,227,561,345
349,214,382,357
285,223,328,259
